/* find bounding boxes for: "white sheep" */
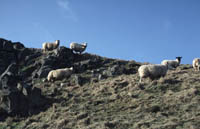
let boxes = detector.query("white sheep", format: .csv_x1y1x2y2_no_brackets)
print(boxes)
193,58,200,71
161,57,182,69
138,64,168,83
70,42,87,54
47,67,73,82
42,40,60,52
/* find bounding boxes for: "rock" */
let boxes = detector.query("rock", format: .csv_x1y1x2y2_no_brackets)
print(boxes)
0,39,19,74
12,42,25,50
103,65,122,77
53,46,74,59
25,51,42,66
28,86,43,107
41,55,58,68
0,63,28,114
148,105,161,113
0,63,19,95
0,92,29,114
74,58,103,73
36,66,52,78
50,47,74,68
73,75,83,86
0,63,44,116
0,39,13,51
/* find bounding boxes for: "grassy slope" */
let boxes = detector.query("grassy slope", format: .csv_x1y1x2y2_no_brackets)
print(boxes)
1,64,200,129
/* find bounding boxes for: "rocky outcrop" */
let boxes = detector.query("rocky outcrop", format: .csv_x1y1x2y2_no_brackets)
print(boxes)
0,38,140,119
0,38,29,74
0,39,46,117
0,63,45,117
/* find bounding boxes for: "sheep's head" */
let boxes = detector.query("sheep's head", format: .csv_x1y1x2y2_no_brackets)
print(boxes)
176,57,182,62
69,67,73,71
55,40,60,45
68,67,73,74
64,67,73,71
82,42,87,47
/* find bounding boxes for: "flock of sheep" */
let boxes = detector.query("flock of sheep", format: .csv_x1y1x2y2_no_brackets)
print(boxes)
138,57,200,83
42,40,87,81
42,40,200,83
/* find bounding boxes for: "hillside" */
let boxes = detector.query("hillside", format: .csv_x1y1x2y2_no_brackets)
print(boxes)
0,38,200,129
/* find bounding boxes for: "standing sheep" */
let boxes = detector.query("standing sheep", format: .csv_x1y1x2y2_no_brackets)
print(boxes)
138,64,168,83
161,57,182,69
47,67,73,82
193,58,200,71
42,40,60,52
70,42,87,54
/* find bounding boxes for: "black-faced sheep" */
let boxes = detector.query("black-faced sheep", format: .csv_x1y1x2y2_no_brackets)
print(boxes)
47,67,73,82
70,42,87,54
42,40,60,52
193,58,200,71
138,64,168,83
161,57,182,69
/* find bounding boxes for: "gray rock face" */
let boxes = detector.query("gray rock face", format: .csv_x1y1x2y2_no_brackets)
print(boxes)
0,39,13,51
0,63,19,96
36,66,52,78
0,63,26,114
0,63,44,116
0,39,29,75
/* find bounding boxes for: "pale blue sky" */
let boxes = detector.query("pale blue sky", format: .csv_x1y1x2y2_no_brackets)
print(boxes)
1,0,200,64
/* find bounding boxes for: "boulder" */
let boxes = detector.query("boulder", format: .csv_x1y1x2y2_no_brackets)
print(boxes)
13,42,25,50
0,39,13,51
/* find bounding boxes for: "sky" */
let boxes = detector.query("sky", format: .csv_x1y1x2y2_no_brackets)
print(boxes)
0,0,200,64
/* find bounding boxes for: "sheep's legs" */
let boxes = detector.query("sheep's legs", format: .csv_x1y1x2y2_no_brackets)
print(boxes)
139,77,142,83
194,66,199,71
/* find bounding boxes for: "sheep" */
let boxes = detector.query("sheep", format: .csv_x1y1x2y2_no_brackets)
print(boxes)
161,57,182,69
138,64,168,83
193,58,200,71
47,67,73,82
42,40,60,52
70,42,87,54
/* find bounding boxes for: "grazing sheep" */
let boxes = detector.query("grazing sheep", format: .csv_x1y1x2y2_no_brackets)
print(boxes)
47,67,73,82
70,42,87,54
161,57,182,69
193,58,200,71
42,40,60,52
138,64,168,83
